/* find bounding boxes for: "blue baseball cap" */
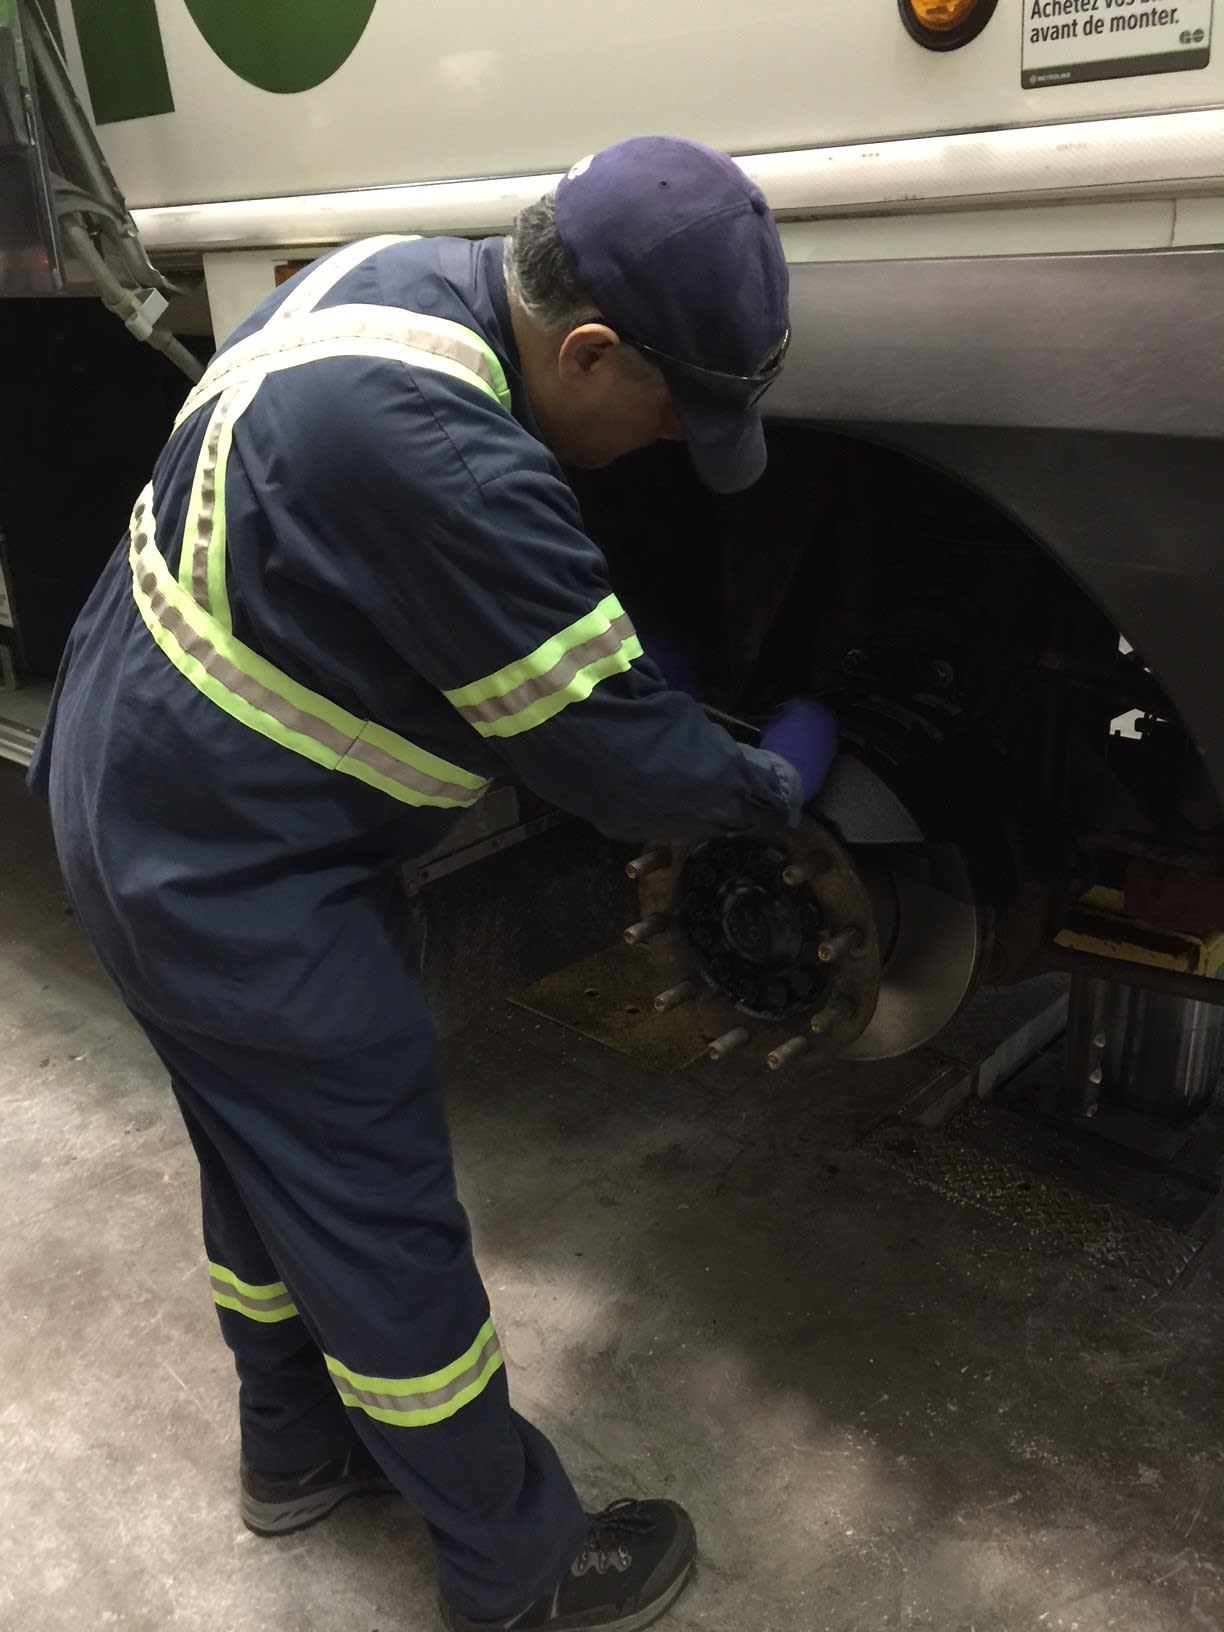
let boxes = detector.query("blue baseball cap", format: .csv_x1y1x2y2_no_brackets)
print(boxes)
554,135,790,494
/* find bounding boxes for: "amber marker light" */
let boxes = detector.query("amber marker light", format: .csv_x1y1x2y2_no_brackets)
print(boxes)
899,0,998,49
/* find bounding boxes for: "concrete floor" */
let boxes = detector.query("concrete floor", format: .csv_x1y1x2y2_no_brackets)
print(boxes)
2,759,1222,1632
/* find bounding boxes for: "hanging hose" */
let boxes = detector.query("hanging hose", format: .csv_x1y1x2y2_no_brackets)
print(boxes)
62,221,203,383
21,1,175,298
17,2,201,381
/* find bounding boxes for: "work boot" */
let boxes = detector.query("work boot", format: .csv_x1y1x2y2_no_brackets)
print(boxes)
440,1498,697,1632
240,1441,397,1536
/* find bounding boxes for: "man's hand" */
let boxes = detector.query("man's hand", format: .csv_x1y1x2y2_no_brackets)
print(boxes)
760,698,839,803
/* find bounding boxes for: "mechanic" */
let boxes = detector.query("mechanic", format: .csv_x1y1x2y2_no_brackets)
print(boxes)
29,136,837,1632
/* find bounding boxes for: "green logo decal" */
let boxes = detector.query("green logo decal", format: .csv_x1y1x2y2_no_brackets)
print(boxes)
70,0,175,124
181,0,377,95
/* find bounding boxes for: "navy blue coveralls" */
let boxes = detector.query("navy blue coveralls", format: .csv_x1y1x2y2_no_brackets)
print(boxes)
29,234,801,1619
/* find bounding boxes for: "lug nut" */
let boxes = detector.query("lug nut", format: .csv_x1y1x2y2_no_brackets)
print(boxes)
624,913,669,947
767,1035,811,1071
625,848,670,881
817,927,863,965
810,995,856,1035
654,980,699,1013
707,1027,750,1062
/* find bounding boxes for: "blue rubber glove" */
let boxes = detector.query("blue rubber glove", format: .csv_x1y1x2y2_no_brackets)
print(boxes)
760,698,839,803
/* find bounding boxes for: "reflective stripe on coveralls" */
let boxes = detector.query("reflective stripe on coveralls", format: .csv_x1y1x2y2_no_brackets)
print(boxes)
130,259,513,804
130,237,641,803
267,235,421,325
129,485,491,808
209,1262,301,1324
325,1317,505,1429
444,593,643,738
210,1266,504,1423
128,247,546,1446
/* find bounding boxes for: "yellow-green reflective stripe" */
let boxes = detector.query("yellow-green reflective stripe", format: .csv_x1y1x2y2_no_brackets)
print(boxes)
469,627,644,740
176,305,511,430
445,597,642,739
325,1319,503,1429
213,1293,300,1325
129,489,489,809
209,1262,299,1324
445,596,631,708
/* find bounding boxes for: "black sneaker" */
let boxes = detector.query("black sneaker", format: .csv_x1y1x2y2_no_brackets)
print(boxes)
240,1442,397,1536
440,1498,697,1632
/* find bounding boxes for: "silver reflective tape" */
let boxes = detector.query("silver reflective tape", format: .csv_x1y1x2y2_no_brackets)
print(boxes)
210,1277,298,1317
190,404,226,611
132,493,489,808
454,613,637,728
341,733,489,808
135,557,355,758
270,236,414,324
179,304,499,425
329,1328,502,1419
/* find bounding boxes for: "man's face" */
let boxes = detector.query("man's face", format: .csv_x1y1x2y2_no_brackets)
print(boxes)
527,325,684,471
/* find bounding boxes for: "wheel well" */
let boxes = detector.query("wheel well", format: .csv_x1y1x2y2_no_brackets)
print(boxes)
575,426,1222,916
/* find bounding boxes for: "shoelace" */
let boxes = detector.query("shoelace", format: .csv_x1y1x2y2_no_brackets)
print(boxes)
573,1499,656,1576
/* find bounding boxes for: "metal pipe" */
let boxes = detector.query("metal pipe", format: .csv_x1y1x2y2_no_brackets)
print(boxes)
1036,945,1224,1009
707,1027,750,1062
624,914,669,947
767,1036,811,1071
654,981,699,1013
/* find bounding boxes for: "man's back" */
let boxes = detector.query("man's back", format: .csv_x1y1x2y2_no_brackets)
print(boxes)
30,236,549,1046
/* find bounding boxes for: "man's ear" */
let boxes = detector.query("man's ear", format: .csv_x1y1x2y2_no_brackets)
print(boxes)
556,323,619,382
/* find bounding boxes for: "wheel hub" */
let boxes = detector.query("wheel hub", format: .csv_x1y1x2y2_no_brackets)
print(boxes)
628,758,989,1069
680,841,826,1018
634,821,882,1061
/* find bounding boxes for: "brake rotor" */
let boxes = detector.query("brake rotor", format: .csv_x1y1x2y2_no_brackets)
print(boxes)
631,768,986,1068
840,841,983,1061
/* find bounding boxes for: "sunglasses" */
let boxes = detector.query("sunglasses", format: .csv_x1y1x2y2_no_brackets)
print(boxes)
618,327,791,409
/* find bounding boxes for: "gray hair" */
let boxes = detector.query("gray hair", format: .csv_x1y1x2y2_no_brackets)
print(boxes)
505,193,663,385
504,192,603,332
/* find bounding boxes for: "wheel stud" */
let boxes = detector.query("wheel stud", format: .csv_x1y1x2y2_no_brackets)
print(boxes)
624,913,669,946
767,1036,811,1071
707,1027,750,1061
811,995,856,1035
654,981,699,1013
817,927,863,965
626,848,670,881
